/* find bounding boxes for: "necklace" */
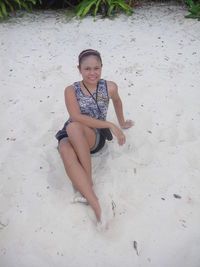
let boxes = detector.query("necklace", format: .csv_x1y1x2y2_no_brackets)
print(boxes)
82,81,101,114
82,81,97,94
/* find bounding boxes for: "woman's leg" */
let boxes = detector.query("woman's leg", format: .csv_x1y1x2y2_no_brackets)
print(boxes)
58,124,101,221
66,122,96,186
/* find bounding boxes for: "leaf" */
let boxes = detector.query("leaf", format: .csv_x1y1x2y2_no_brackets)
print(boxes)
107,4,114,16
94,0,101,16
76,0,91,16
5,0,14,12
28,0,37,5
185,0,200,19
82,0,97,17
112,0,133,14
14,0,22,8
185,13,200,18
20,2,30,12
0,2,7,17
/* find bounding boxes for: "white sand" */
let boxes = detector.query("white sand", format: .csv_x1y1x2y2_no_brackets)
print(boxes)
0,3,200,267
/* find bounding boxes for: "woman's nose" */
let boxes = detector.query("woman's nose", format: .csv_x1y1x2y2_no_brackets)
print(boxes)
90,69,95,75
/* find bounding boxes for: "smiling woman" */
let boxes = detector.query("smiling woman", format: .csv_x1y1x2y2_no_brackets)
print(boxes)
78,49,102,86
55,49,134,230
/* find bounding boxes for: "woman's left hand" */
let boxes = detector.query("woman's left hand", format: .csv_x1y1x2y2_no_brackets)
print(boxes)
121,120,134,129
109,123,126,146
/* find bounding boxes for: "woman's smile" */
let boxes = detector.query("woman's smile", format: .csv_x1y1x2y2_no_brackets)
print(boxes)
79,56,102,84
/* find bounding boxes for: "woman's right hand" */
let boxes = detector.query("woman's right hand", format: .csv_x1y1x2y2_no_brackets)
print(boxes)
109,123,126,146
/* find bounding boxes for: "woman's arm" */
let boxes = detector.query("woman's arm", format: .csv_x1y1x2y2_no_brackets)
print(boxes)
107,81,134,129
65,85,125,145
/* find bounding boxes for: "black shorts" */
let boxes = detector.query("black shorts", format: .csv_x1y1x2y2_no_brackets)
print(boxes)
55,126,106,154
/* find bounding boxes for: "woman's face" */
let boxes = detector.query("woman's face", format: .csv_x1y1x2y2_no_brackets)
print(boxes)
79,55,102,85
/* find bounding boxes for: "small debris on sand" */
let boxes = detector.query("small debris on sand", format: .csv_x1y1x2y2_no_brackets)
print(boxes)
133,241,139,256
173,194,182,199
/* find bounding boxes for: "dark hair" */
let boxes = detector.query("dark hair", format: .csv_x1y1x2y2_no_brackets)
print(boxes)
78,49,102,65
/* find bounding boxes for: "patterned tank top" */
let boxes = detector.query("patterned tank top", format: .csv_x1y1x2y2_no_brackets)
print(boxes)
64,79,109,126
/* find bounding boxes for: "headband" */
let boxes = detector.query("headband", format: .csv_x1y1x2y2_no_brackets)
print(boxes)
78,49,101,64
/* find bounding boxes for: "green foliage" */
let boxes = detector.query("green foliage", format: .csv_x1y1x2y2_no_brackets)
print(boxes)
35,0,80,9
185,0,200,19
2,0,199,21
0,0,40,20
76,0,133,18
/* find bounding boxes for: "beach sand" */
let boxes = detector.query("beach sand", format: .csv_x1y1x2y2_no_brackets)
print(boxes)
0,2,200,267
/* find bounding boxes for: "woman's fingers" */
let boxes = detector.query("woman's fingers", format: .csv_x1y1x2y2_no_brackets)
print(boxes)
118,130,126,145
118,133,126,145
110,124,126,145
121,119,134,129
115,128,126,145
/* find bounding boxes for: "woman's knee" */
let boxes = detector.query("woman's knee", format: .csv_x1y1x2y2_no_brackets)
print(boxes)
66,122,84,137
58,141,78,167
66,122,96,149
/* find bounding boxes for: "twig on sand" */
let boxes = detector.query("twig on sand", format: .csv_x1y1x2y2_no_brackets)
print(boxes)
111,200,116,217
133,240,139,256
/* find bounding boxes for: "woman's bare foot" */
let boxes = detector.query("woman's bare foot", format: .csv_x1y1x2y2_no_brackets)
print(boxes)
71,191,88,204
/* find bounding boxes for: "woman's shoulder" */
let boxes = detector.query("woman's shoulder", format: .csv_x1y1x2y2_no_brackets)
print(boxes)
64,81,80,93
99,79,117,90
106,80,118,89
105,80,118,98
64,84,73,94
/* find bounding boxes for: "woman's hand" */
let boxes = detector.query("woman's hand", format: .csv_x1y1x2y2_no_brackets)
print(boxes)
109,123,126,146
120,119,134,129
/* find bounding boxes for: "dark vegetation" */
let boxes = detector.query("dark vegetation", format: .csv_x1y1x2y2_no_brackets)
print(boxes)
0,0,199,20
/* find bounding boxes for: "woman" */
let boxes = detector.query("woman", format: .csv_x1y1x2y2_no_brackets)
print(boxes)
56,49,133,228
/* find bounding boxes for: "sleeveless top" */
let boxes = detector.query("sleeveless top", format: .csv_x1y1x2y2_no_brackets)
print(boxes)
63,79,109,128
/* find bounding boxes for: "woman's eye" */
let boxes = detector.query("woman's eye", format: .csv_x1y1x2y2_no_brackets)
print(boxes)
84,67,100,71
